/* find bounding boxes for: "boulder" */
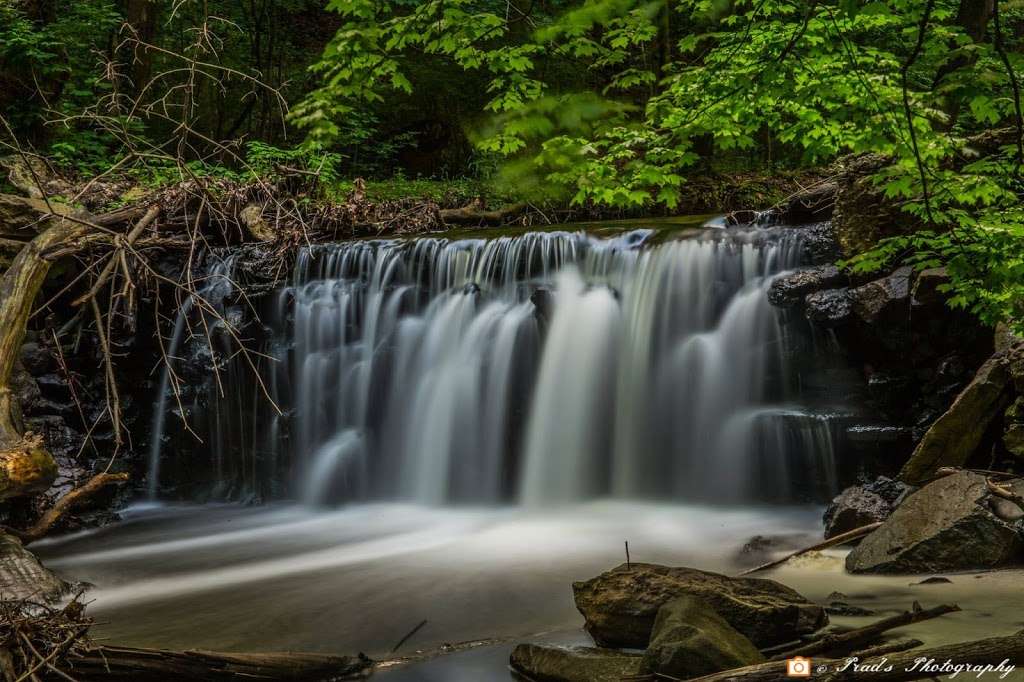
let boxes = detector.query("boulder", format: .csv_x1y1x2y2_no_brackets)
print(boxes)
823,476,912,538
911,267,950,306
572,563,827,649
642,597,764,678
0,533,67,601
801,222,842,265
781,182,837,224
850,267,913,343
804,288,853,327
898,354,1013,484
239,204,276,242
767,266,844,307
1005,424,1024,459
509,644,643,682
846,472,1024,574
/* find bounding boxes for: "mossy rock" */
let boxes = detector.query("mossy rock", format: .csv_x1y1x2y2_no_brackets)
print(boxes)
642,596,765,678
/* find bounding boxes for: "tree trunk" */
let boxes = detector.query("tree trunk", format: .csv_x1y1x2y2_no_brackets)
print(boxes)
0,216,91,501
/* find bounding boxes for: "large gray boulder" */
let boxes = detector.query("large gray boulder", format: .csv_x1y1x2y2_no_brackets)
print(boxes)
846,472,1024,574
509,644,643,682
572,563,827,649
642,596,765,678
0,533,67,601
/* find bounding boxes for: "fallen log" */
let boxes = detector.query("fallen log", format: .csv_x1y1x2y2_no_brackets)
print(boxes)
2,472,130,544
438,201,526,226
767,603,960,661
63,646,373,681
737,522,882,576
682,628,1024,682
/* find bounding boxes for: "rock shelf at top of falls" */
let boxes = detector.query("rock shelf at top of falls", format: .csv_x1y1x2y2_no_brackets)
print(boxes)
147,223,851,508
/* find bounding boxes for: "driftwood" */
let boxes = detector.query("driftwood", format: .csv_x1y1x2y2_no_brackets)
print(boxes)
737,522,883,576
768,603,960,661
681,628,1024,682
2,472,130,544
61,646,373,681
438,201,526,225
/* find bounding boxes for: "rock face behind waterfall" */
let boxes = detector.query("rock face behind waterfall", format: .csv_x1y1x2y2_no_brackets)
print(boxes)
572,563,827,648
846,472,1024,574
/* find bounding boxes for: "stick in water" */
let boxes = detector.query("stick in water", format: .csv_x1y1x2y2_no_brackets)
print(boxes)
391,619,428,653
738,522,883,576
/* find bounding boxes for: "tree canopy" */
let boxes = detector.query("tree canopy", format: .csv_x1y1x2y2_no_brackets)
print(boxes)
1,0,1022,330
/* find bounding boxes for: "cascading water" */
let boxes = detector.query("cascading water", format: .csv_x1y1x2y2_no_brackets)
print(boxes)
148,225,843,506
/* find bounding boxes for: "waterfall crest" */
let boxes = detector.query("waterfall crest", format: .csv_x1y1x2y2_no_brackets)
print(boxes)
149,227,841,505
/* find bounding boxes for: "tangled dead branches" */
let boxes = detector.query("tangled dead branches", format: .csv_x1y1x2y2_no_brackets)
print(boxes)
0,597,92,682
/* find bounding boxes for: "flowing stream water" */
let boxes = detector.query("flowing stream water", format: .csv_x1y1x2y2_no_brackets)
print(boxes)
42,219,1022,679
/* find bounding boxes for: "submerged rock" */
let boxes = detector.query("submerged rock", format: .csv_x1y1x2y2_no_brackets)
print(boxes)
767,265,845,307
823,476,912,538
0,533,67,601
509,643,643,682
642,596,765,678
846,472,1024,574
572,563,827,649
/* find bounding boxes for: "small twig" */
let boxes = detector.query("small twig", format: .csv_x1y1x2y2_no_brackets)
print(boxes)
391,620,428,653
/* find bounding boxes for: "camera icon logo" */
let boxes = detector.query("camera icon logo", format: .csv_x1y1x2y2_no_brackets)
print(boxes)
786,656,812,677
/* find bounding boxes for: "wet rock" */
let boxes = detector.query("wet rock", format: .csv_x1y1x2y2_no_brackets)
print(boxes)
20,341,55,374
912,267,950,307
767,266,844,307
642,596,764,678
572,563,827,649
826,602,876,616
846,472,1024,574
912,576,952,585
736,533,814,568
898,354,1013,484
804,288,853,327
850,267,913,349
1005,424,1024,459
531,288,554,323
823,476,912,539
801,221,842,265
0,533,67,601
509,643,643,682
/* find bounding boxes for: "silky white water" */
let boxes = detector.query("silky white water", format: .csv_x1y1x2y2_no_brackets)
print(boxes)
147,226,841,505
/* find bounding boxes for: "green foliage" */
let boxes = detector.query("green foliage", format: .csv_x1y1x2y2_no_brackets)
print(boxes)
298,0,1024,330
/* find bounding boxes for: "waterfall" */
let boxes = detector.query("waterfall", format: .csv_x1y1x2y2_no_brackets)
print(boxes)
147,255,240,499
150,226,842,506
